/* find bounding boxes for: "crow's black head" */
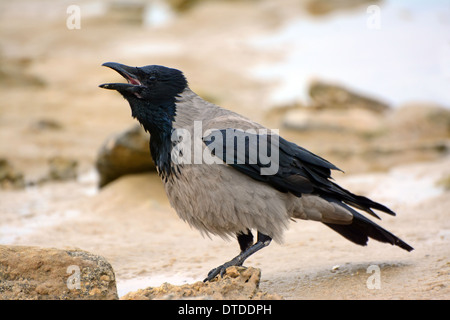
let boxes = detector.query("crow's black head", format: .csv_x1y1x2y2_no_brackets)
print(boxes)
100,62,187,103
100,62,188,176
100,62,188,132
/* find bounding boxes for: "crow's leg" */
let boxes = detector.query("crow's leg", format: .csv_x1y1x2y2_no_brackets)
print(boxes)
204,231,272,282
237,229,254,252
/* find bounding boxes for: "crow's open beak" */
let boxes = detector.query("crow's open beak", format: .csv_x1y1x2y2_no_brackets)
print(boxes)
99,62,143,92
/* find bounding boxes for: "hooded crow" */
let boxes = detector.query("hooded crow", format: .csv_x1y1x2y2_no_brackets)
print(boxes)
99,62,413,282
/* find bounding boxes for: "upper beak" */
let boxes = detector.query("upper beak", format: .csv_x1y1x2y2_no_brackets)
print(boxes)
99,62,143,91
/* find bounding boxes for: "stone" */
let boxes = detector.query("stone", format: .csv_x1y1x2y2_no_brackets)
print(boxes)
47,157,78,181
281,81,390,134
0,158,25,189
305,0,381,16
96,124,156,188
29,119,63,132
436,174,450,191
282,107,385,134
385,103,450,139
121,266,282,300
0,245,118,300
33,156,79,185
308,81,390,113
0,55,46,87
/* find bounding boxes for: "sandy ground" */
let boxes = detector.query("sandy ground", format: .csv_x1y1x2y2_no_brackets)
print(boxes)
0,0,449,299
1,157,449,299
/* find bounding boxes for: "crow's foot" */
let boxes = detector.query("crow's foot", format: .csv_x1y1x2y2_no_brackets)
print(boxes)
203,233,272,282
203,257,243,282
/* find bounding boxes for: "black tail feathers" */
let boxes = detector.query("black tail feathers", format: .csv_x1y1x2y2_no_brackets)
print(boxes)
324,202,413,252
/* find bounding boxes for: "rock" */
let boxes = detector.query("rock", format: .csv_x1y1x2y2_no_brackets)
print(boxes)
1,157,78,189
385,103,450,140
167,0,201,12
308,81,390,113
305,0,381,16
29,119,63,132
331,265,340,273
436,174,450,191
277,83,450,172
26,157,79,186
281,81,391,134
0,245,118,300
96,124,156,188
0,158,25,189
0,54,46,87
282,107,385,134
106,1,146,25
121,266,282,300
46,157,78,181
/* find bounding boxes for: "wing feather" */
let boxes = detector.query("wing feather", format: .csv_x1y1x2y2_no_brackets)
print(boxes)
202,128,393,218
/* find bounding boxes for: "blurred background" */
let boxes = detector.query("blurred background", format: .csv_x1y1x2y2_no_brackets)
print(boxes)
1,0,449,298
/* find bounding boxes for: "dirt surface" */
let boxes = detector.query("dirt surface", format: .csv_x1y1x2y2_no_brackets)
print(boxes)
1,158,449,299
121,266,282,300
0,0,449,299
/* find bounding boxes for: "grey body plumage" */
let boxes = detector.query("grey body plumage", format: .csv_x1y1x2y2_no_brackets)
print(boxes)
166,88,353,242
100,62,413,281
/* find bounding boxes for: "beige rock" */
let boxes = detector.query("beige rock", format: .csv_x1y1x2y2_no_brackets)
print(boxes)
283,107,385,134
308,81,390,113
305,0,382,16
47,156,78,181
281,80,390,134
385,103,450,140
0,158,25,189
96,124,156,188
121,266,282,300
0,245,118,300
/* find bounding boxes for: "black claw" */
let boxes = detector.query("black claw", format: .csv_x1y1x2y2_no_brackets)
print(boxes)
203,234,272,282
203,258,243,282
204,266,223,282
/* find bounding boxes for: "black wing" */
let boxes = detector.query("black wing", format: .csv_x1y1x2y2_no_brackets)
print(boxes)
202,128,393,218
202,128,413,252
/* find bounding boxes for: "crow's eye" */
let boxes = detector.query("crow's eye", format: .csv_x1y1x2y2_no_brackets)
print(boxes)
147,71,159,82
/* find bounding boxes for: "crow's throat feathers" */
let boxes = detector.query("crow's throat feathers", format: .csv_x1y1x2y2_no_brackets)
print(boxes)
132,98,177,179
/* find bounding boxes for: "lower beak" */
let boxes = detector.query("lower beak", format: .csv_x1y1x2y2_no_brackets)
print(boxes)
99,82,136,91
99,62,143,92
